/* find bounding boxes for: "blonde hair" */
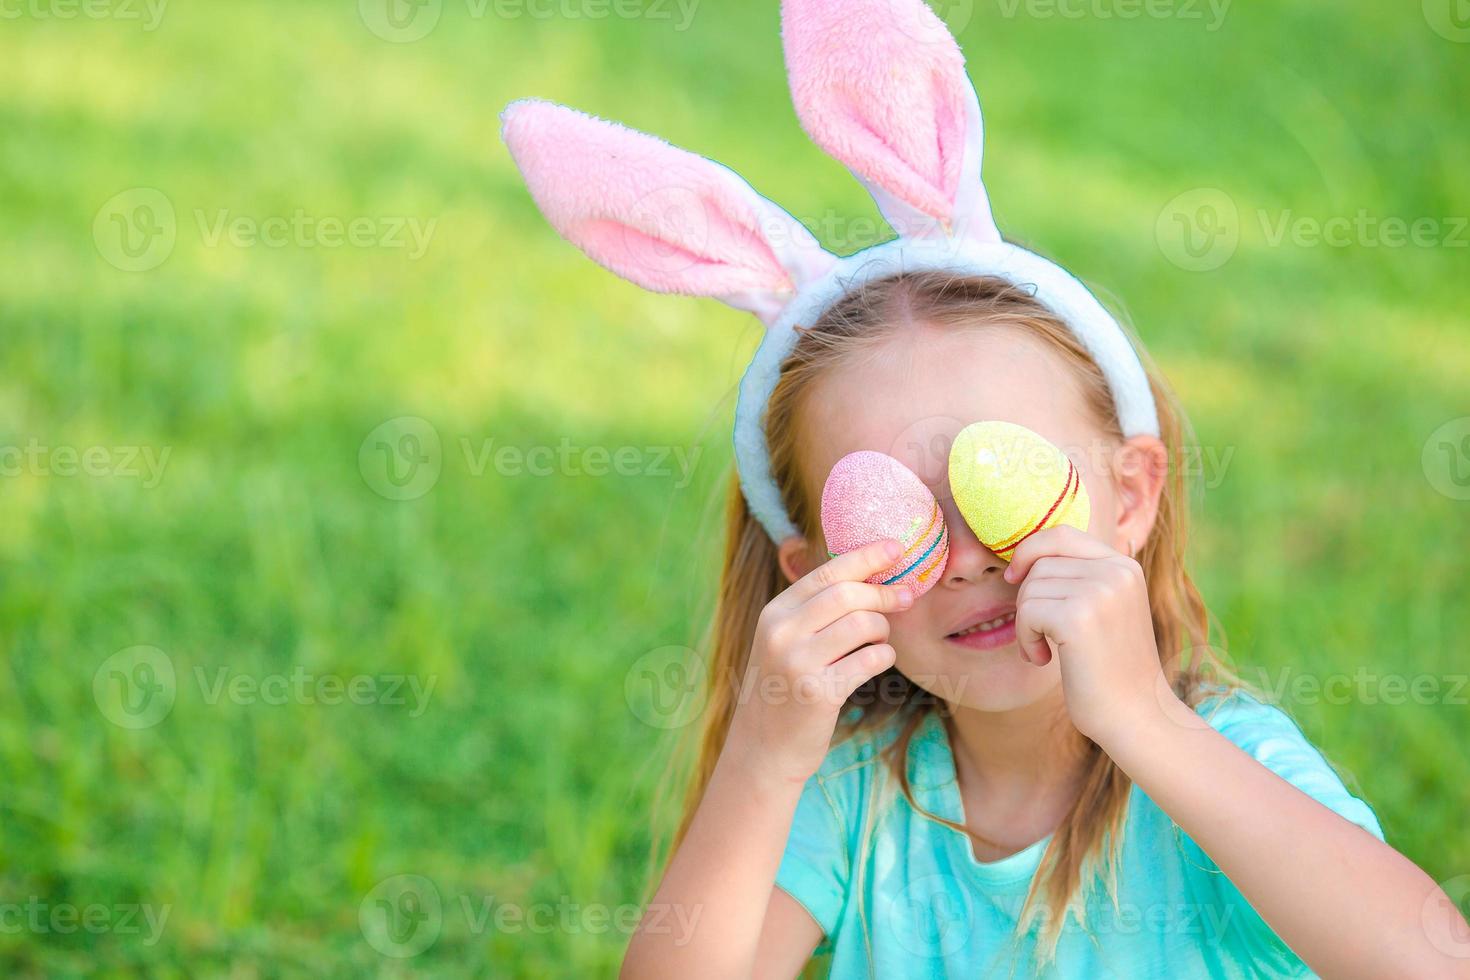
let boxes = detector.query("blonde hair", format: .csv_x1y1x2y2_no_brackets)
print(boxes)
651,269,1232,964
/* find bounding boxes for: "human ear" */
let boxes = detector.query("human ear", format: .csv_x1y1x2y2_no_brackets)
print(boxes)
1111,435,1168,556
777,534,823,586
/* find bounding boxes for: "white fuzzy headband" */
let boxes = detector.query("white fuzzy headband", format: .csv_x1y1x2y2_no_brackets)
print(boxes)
501,0,1160,544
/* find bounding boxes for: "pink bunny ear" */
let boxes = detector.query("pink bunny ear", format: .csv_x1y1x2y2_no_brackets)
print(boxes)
781,0,1001,244
501,99,835,325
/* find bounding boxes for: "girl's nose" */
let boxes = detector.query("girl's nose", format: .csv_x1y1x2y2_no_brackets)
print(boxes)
939,499,1006,586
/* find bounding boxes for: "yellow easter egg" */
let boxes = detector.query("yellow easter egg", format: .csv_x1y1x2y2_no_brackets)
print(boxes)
947,421,1090,561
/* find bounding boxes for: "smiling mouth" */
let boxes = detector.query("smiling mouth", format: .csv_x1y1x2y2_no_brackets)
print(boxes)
944,609,1019,650
948,611,1016,638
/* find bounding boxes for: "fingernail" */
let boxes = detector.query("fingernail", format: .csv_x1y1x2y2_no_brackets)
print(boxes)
1003,565,1015,582
897,587,913,606
885,540,902,560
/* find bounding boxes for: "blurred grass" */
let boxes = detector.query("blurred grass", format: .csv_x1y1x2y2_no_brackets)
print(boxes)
1,0,1468,974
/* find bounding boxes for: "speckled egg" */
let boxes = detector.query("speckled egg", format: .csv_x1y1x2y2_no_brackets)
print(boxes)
819,450,949,596
947,420,1090,561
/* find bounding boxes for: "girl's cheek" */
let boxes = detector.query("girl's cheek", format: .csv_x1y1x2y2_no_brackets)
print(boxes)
885,608,937,667
885,603,922,640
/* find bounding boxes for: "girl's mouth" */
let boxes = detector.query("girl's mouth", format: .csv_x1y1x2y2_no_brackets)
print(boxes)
945,610,1018,650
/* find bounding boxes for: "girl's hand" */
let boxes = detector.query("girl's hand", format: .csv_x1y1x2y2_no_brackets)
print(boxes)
1003,525,1167,747
724,538,915,787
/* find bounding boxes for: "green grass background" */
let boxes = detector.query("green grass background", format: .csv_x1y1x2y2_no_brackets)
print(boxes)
2,0,1468,975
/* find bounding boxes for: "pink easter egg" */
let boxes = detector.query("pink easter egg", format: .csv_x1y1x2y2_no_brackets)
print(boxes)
819,451,949,597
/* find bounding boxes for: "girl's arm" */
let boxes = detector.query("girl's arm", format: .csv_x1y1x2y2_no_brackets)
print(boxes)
620,745,821,980
621,539,912,979
1104,697,1469,979
1008,525,1470,979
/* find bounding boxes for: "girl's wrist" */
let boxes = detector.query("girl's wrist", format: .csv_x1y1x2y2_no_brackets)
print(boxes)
1093,688,1204,772
714,725,814,803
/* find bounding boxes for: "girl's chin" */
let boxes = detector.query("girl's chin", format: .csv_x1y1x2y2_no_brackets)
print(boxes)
897,647,1058,711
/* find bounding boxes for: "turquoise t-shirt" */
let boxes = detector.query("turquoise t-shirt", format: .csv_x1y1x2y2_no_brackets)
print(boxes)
775,691,1383,978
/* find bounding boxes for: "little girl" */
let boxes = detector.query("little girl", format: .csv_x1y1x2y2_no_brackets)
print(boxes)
501,0,1468,976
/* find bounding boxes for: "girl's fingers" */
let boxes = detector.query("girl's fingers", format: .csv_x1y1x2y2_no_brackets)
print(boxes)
795,578,911,634
1016,595,1068,667
810,609,891,666
825,643,897,699
1010,556,1095,583
782,538,904,607
1016,577,1075,603
1004,525,1117,583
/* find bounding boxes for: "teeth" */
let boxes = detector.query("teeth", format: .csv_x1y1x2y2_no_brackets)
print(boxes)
952,611,1015,636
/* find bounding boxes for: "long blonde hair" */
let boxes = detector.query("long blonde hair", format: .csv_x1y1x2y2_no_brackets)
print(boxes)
651,269,1231,962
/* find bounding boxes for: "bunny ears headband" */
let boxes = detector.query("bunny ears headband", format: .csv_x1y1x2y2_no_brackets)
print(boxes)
501,0,1160,544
